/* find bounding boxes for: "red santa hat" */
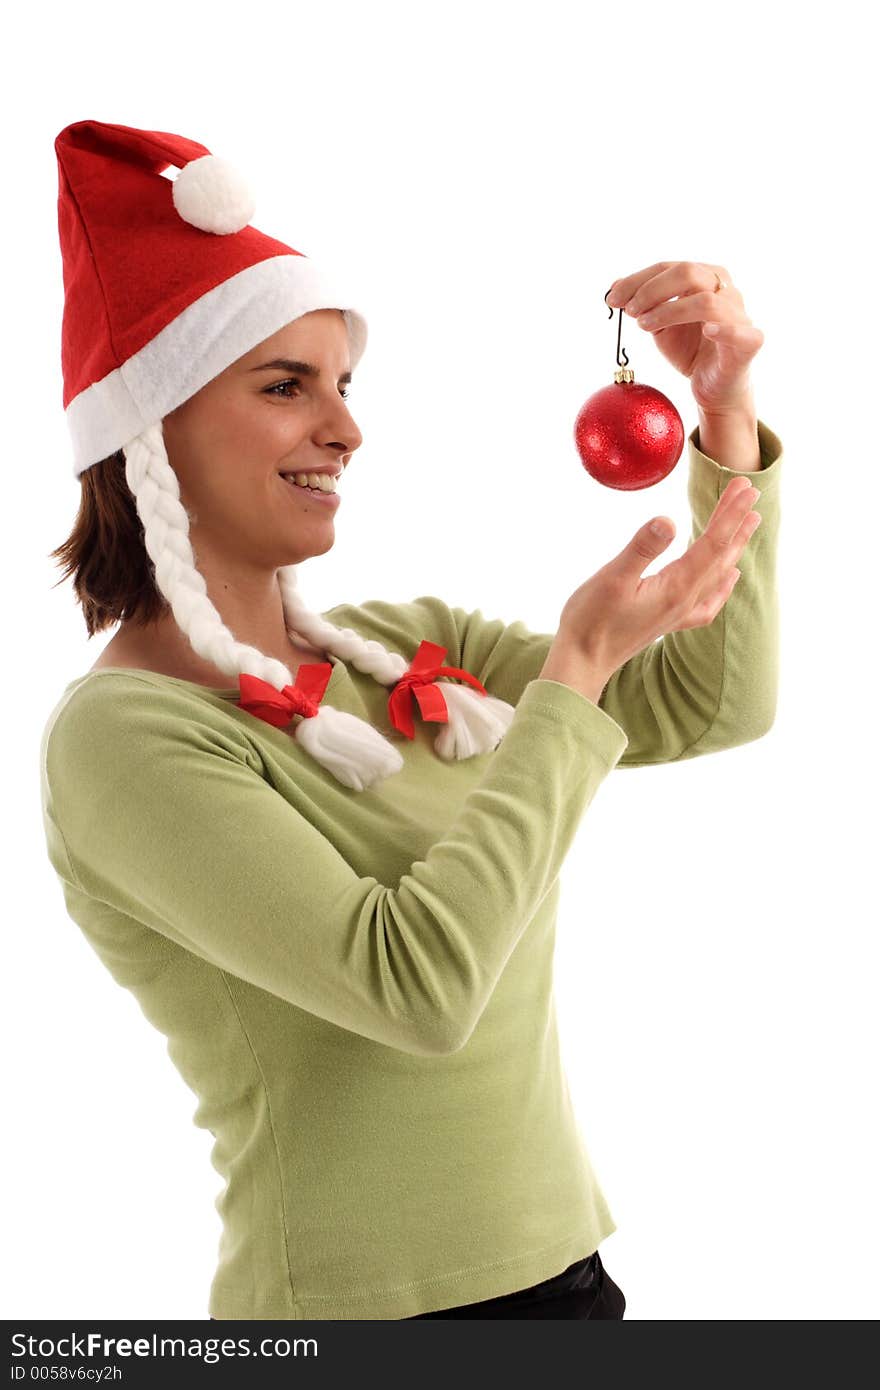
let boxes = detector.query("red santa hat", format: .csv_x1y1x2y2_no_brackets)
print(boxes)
54,119,514,790
56,119,368,475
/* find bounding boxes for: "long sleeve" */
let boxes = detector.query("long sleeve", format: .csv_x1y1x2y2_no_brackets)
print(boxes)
40,674,627,1059
598,416,782,765
411,417,782,767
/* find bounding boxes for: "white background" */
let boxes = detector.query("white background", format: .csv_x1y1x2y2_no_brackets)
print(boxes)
4,0,877,1322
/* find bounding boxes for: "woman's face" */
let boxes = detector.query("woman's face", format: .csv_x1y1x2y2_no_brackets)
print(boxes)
162,308,363,570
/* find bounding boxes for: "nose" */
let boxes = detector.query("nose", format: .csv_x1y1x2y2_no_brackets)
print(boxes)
335,415,363,459
322,391,362,462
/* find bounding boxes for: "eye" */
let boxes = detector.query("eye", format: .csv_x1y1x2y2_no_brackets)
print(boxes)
265,378,352,401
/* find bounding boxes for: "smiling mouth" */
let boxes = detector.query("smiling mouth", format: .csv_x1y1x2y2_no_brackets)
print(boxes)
279,474,342,504
280,472,338,491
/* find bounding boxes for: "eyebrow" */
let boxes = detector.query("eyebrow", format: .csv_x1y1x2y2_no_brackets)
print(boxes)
248,358,352,384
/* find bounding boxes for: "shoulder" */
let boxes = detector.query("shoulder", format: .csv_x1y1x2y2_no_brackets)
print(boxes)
40,670,258,793
44,668,215,733
322,594,460,660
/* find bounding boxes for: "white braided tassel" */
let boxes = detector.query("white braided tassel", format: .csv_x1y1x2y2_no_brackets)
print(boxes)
430,682,516,761
123,422,407,793
294,704,404,792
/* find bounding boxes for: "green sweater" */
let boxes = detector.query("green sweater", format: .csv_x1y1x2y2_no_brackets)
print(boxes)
38,420,782,1320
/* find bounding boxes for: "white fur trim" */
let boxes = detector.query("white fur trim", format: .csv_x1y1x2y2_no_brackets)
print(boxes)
172,155,256,234
66,254,368,476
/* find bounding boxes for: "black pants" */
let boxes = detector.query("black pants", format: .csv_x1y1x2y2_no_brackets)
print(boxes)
209,1250,625,1321
406,1249,625,1319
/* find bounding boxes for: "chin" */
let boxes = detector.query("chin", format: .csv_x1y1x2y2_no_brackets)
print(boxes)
278,535,336,566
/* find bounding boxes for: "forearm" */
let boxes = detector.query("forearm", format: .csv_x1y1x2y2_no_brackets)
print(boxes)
597,417,784,764
538,641,608,706
697,392,763,473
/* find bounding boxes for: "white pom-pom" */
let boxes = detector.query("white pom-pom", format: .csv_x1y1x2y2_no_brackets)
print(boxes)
171,154,256,235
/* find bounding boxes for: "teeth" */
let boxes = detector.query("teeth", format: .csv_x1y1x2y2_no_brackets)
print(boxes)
282,472,338,493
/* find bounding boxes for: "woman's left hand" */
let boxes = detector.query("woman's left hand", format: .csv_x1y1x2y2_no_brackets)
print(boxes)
605,261,764,415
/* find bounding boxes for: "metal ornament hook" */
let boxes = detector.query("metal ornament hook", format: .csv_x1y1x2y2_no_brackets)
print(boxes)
604,285,630,368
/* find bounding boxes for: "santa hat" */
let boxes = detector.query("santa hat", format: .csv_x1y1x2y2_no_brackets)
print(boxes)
55,119,515,790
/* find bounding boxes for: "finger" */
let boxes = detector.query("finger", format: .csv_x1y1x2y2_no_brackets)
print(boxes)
635,291,742,329
612,515,678,581
611,262,738,314
728,505,763,555
711,477,759,525
699,483,760,556
691,507,762,608
701,321,766,353
689,506,761,609
699,480,761,553
657,484,758,591
606,261,676,307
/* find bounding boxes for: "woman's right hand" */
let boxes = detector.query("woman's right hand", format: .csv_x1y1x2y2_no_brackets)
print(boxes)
553,477,764,688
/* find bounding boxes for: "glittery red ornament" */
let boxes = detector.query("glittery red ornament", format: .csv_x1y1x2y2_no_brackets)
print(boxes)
574,304,685,490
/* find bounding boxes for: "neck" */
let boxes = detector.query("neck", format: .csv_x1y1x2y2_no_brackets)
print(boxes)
113,598,327,686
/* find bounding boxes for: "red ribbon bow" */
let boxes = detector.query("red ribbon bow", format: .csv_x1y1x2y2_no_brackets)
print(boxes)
236,663,334,729
387,639,488,740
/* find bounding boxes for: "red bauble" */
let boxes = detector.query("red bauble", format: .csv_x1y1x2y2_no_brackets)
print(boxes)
574,370,685,491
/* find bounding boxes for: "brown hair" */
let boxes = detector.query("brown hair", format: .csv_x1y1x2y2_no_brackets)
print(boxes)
48,449,170,637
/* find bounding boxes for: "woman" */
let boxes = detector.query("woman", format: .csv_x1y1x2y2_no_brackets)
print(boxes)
39,119,782,1320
